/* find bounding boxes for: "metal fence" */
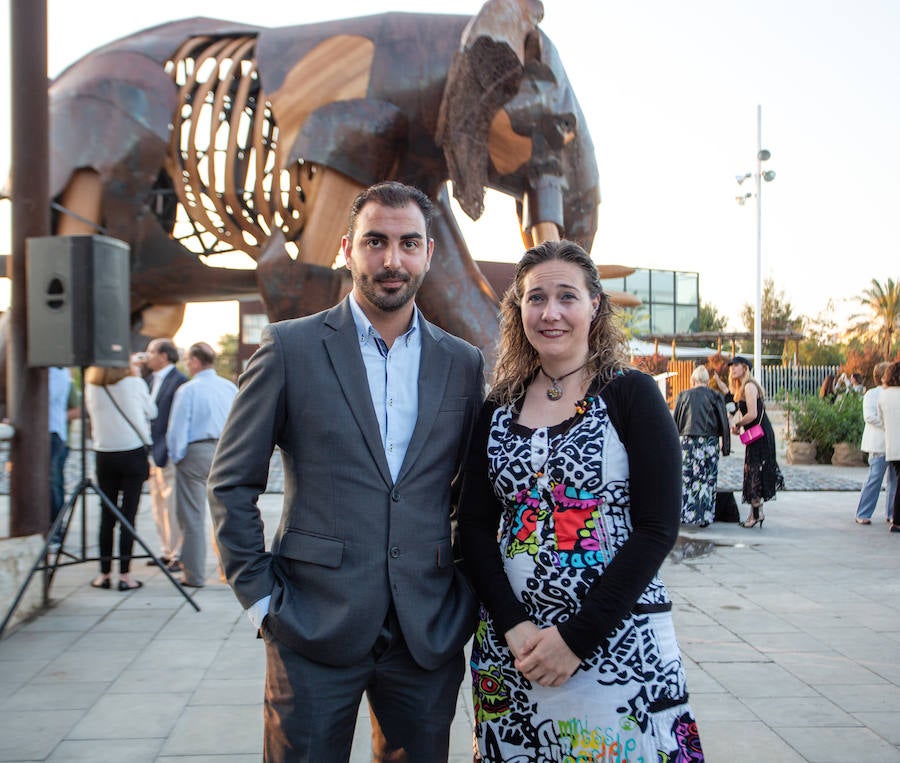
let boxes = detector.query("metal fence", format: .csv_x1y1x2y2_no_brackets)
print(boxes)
758,365,840,400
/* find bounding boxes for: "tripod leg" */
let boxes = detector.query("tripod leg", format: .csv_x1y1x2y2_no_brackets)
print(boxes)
91,481,200,611
0,477,89,637
43,477,91,588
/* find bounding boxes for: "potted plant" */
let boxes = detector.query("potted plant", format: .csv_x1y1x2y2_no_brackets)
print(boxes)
784,404,817,464
830,393,866,466
783,393,864,465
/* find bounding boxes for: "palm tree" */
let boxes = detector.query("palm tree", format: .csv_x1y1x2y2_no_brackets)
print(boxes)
852,278,900,360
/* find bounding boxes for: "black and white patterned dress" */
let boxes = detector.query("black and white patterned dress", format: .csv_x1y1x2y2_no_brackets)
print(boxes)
460,372,703,762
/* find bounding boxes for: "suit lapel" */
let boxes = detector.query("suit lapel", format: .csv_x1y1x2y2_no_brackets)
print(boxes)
323,300,393,489
397,320,450,484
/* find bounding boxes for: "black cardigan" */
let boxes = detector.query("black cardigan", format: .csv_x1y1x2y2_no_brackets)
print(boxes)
457,370,682,658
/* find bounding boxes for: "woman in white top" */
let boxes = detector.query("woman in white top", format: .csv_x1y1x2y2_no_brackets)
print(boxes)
878,362,900,533
854,362,897,523
84,366,157,590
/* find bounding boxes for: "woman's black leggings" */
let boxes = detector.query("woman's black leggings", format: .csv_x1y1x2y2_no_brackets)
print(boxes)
95,447,149,574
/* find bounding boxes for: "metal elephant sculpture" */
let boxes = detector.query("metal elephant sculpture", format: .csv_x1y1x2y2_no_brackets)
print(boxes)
42,0,600,366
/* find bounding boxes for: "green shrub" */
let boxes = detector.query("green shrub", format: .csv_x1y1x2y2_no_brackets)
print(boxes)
783,393,864,464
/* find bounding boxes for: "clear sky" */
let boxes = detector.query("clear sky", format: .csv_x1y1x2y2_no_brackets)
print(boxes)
2,0,899,347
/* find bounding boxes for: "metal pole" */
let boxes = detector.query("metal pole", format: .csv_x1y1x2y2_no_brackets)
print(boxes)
8,0,50,537
754,104,763,383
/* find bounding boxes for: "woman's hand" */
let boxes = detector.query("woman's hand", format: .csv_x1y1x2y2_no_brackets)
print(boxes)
507,624,582,687
504,621,541,660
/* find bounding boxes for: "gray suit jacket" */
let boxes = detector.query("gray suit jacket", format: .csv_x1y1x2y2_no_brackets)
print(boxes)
209,297,484,669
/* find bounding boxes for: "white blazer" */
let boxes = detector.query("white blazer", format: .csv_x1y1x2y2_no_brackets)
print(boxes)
860,386,885,454
878,386,900,462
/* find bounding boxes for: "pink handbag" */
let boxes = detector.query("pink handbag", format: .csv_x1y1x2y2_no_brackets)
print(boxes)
740,424,765,445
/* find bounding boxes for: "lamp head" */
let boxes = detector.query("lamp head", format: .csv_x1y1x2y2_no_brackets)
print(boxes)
762,170,776,182
758,149,771,161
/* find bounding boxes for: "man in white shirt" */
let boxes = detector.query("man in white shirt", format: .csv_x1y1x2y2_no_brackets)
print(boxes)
167,342,237,587
145,339,188,569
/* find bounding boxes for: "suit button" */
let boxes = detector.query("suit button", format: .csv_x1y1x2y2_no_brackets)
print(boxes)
391,491,400,502
390,547,400,558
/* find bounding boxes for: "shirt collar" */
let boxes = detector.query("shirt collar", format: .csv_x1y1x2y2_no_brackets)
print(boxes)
348,292,419,348
154,363,175,381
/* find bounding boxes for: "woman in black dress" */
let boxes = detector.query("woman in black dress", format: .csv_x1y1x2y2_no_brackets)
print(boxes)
728,356,784,527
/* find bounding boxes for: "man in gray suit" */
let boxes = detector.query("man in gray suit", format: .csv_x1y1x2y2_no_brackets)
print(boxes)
209,182,484,762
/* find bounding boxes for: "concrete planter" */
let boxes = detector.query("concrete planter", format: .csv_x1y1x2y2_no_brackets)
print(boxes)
831,442,866,467
786,440,817,465
0,534,46,636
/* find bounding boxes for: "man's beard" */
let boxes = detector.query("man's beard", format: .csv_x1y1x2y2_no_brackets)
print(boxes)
354,269,424,313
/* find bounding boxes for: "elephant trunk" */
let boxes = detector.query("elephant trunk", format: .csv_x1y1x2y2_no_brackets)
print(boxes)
519,175,598,252
416,188,500,371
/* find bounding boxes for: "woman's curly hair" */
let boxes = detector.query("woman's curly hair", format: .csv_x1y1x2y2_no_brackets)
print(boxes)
885,360,900,387
489,240,631,406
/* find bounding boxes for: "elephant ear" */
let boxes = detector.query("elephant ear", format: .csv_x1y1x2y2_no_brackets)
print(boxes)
437,0,544,220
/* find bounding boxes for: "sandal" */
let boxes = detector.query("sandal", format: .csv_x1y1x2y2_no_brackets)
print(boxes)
118,579,144,591
90,576,111,589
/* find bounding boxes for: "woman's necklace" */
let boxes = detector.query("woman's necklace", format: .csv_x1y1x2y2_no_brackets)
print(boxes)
538,363,587,401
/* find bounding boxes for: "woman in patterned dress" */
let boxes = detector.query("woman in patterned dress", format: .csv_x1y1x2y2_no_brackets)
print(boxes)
673,365,731,526
459,240,703,762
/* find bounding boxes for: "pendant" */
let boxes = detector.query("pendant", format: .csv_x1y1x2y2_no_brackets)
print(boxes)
546,382,563,401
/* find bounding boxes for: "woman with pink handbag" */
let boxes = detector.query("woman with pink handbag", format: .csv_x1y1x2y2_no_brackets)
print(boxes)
729,357,784,528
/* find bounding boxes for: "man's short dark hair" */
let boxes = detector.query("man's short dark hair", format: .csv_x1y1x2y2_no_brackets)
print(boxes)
154,339,179,364
346,181,434,239
189,342,216,367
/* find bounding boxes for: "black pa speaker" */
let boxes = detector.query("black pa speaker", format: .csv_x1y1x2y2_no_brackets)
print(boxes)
27,235,131,368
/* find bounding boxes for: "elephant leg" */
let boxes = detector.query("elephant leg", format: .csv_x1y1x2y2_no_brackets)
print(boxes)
297,168,364,267
415,187,500,369
56,168,188,340
257,231,351,322
138,304,187,339
55,168,102,235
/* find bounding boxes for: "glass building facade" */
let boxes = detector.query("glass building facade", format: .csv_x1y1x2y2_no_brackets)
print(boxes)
602,268,699,335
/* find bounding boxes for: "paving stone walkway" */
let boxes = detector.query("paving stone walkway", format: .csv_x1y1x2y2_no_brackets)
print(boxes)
2,486,900,762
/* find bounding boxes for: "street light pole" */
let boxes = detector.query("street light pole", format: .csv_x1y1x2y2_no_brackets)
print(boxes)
735,105,774,380
754,104,763,377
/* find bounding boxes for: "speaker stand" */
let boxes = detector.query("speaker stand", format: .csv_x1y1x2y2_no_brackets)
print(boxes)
1,371,200,637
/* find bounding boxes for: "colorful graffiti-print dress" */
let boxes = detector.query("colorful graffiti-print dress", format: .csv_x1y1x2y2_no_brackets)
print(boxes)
459,371,703,762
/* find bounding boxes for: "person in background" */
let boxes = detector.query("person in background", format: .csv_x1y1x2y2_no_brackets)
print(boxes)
729,356,784,528
458,240,702,762
674,365,731,527
84,365,156,590
47,366,78,548
167,342,237,588
877,361,900,533
836,371,866,396
854,362,897,525
144,339,188,571
819,373,837,403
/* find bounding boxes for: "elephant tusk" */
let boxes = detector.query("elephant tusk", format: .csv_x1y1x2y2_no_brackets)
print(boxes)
529,221,561,245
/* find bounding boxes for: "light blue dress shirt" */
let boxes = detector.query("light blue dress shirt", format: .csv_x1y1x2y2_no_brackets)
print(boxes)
348,292,421,483
166,368,237,465
48,367,72,439
245,296,423,631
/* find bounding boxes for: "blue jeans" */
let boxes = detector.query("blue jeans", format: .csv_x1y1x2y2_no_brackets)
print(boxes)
49,432,69,531
856,452,898,520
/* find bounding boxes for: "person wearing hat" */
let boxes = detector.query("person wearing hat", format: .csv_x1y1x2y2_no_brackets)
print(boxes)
728,356,784,527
